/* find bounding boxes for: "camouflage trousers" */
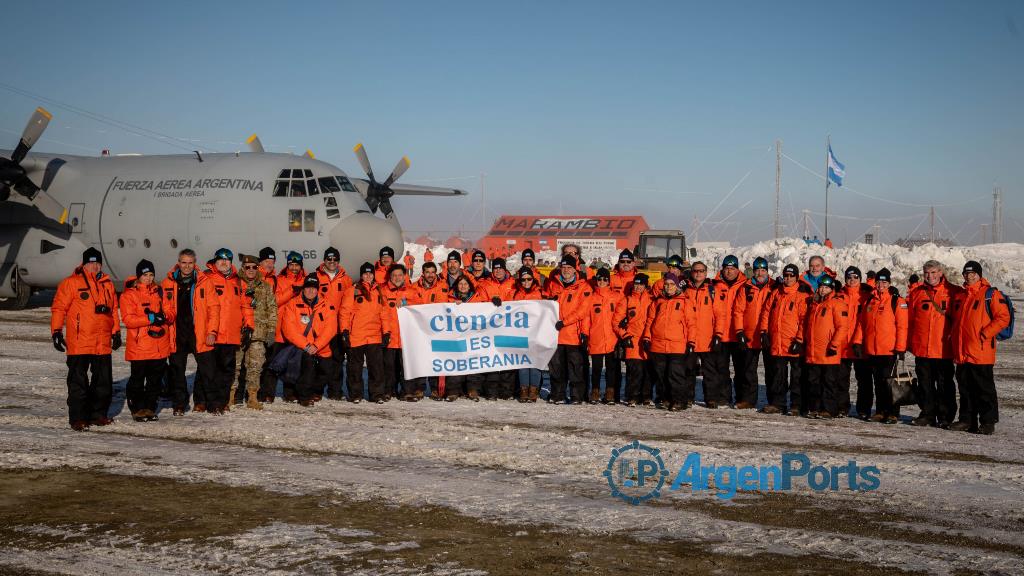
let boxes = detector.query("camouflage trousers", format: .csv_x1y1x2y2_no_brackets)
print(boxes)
234,342,266,399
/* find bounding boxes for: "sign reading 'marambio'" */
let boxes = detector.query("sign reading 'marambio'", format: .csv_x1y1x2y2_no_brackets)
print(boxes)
491,216,642,232
479,214,650,258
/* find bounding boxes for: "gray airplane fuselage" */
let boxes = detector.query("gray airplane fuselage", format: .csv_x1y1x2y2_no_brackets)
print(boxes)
0,151,402,294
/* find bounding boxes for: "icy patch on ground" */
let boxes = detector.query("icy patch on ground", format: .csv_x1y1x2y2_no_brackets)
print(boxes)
2,522,474,576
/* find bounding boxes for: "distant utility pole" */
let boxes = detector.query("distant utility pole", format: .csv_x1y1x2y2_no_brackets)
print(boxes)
775,139,782,239
980,223,989,245
993,186,1003,243
929,206,935,243
691,215,700,244
480,173,486,234
802,209,810,238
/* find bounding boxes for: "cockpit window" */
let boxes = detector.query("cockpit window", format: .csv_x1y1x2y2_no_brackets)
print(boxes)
276,169,338,198
336,176,358,192
318,177,341,193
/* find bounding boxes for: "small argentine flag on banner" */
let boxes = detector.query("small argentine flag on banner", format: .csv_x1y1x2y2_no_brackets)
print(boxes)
827,145,845,186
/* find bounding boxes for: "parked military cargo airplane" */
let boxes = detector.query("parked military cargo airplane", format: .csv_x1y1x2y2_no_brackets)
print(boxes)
0,107,466,308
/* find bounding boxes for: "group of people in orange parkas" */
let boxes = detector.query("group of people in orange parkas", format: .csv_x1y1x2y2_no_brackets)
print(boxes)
50,242,1012,436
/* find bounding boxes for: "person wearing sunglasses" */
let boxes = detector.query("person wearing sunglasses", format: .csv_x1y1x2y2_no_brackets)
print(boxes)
732,257,773,410
610,249,637,294
518,249,544,289
838,266,873,419
512,268,545,402
548,243,592,285
256,250,303,403
234,253,277,410
374,246,396,285
468,249,491,281
759,263,812,415
684,261,720,409
196,247,246,415
315,247,354,401
710,255,749,409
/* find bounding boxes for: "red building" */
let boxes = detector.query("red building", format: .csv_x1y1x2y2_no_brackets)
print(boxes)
413,234,441,248
478,215,650,259
443,235,475,251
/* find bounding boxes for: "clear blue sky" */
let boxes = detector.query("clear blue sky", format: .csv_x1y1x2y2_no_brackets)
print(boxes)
2,0,1021,245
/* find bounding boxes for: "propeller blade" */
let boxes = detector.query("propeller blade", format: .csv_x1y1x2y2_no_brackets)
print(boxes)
33,189,70,224
246,133,265,153
13,175,67,223
11,107,52,165
304,149,315,159
379,198,395,218
353,143,374,181
382,156,410,189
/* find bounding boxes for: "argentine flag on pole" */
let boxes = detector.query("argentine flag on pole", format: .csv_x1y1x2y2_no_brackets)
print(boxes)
827,145,845,187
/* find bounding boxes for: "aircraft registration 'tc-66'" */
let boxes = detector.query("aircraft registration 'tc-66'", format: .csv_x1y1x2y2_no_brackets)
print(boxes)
0,107,467,309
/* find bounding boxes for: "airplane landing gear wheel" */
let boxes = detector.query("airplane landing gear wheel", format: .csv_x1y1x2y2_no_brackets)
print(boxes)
0,269,30,310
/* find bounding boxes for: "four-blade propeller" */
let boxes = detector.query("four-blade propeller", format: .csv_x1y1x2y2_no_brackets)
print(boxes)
0,107,68,224
353,142,409,217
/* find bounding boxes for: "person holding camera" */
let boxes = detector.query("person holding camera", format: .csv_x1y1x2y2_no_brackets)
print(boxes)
50,247,121,431
119,259,173,422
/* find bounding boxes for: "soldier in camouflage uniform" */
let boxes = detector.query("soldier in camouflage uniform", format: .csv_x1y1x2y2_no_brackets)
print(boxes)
234,254,278,410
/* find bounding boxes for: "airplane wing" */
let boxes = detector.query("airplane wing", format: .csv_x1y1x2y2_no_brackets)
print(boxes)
350,178,467,197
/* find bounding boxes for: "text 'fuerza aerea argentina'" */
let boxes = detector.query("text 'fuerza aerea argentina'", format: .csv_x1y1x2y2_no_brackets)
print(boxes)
398,301,560,378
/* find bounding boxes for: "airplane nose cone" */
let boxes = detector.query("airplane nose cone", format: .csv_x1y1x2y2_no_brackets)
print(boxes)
329,212,403,277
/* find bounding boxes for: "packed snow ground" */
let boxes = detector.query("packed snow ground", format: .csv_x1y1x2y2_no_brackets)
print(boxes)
1,302,1023,575
405,238,1024,292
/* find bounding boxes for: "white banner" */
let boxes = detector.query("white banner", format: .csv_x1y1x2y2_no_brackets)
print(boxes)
556,238,618,253
397,300,560,379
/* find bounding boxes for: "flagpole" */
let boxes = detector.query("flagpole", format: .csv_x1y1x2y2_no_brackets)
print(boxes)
824,135,831,241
